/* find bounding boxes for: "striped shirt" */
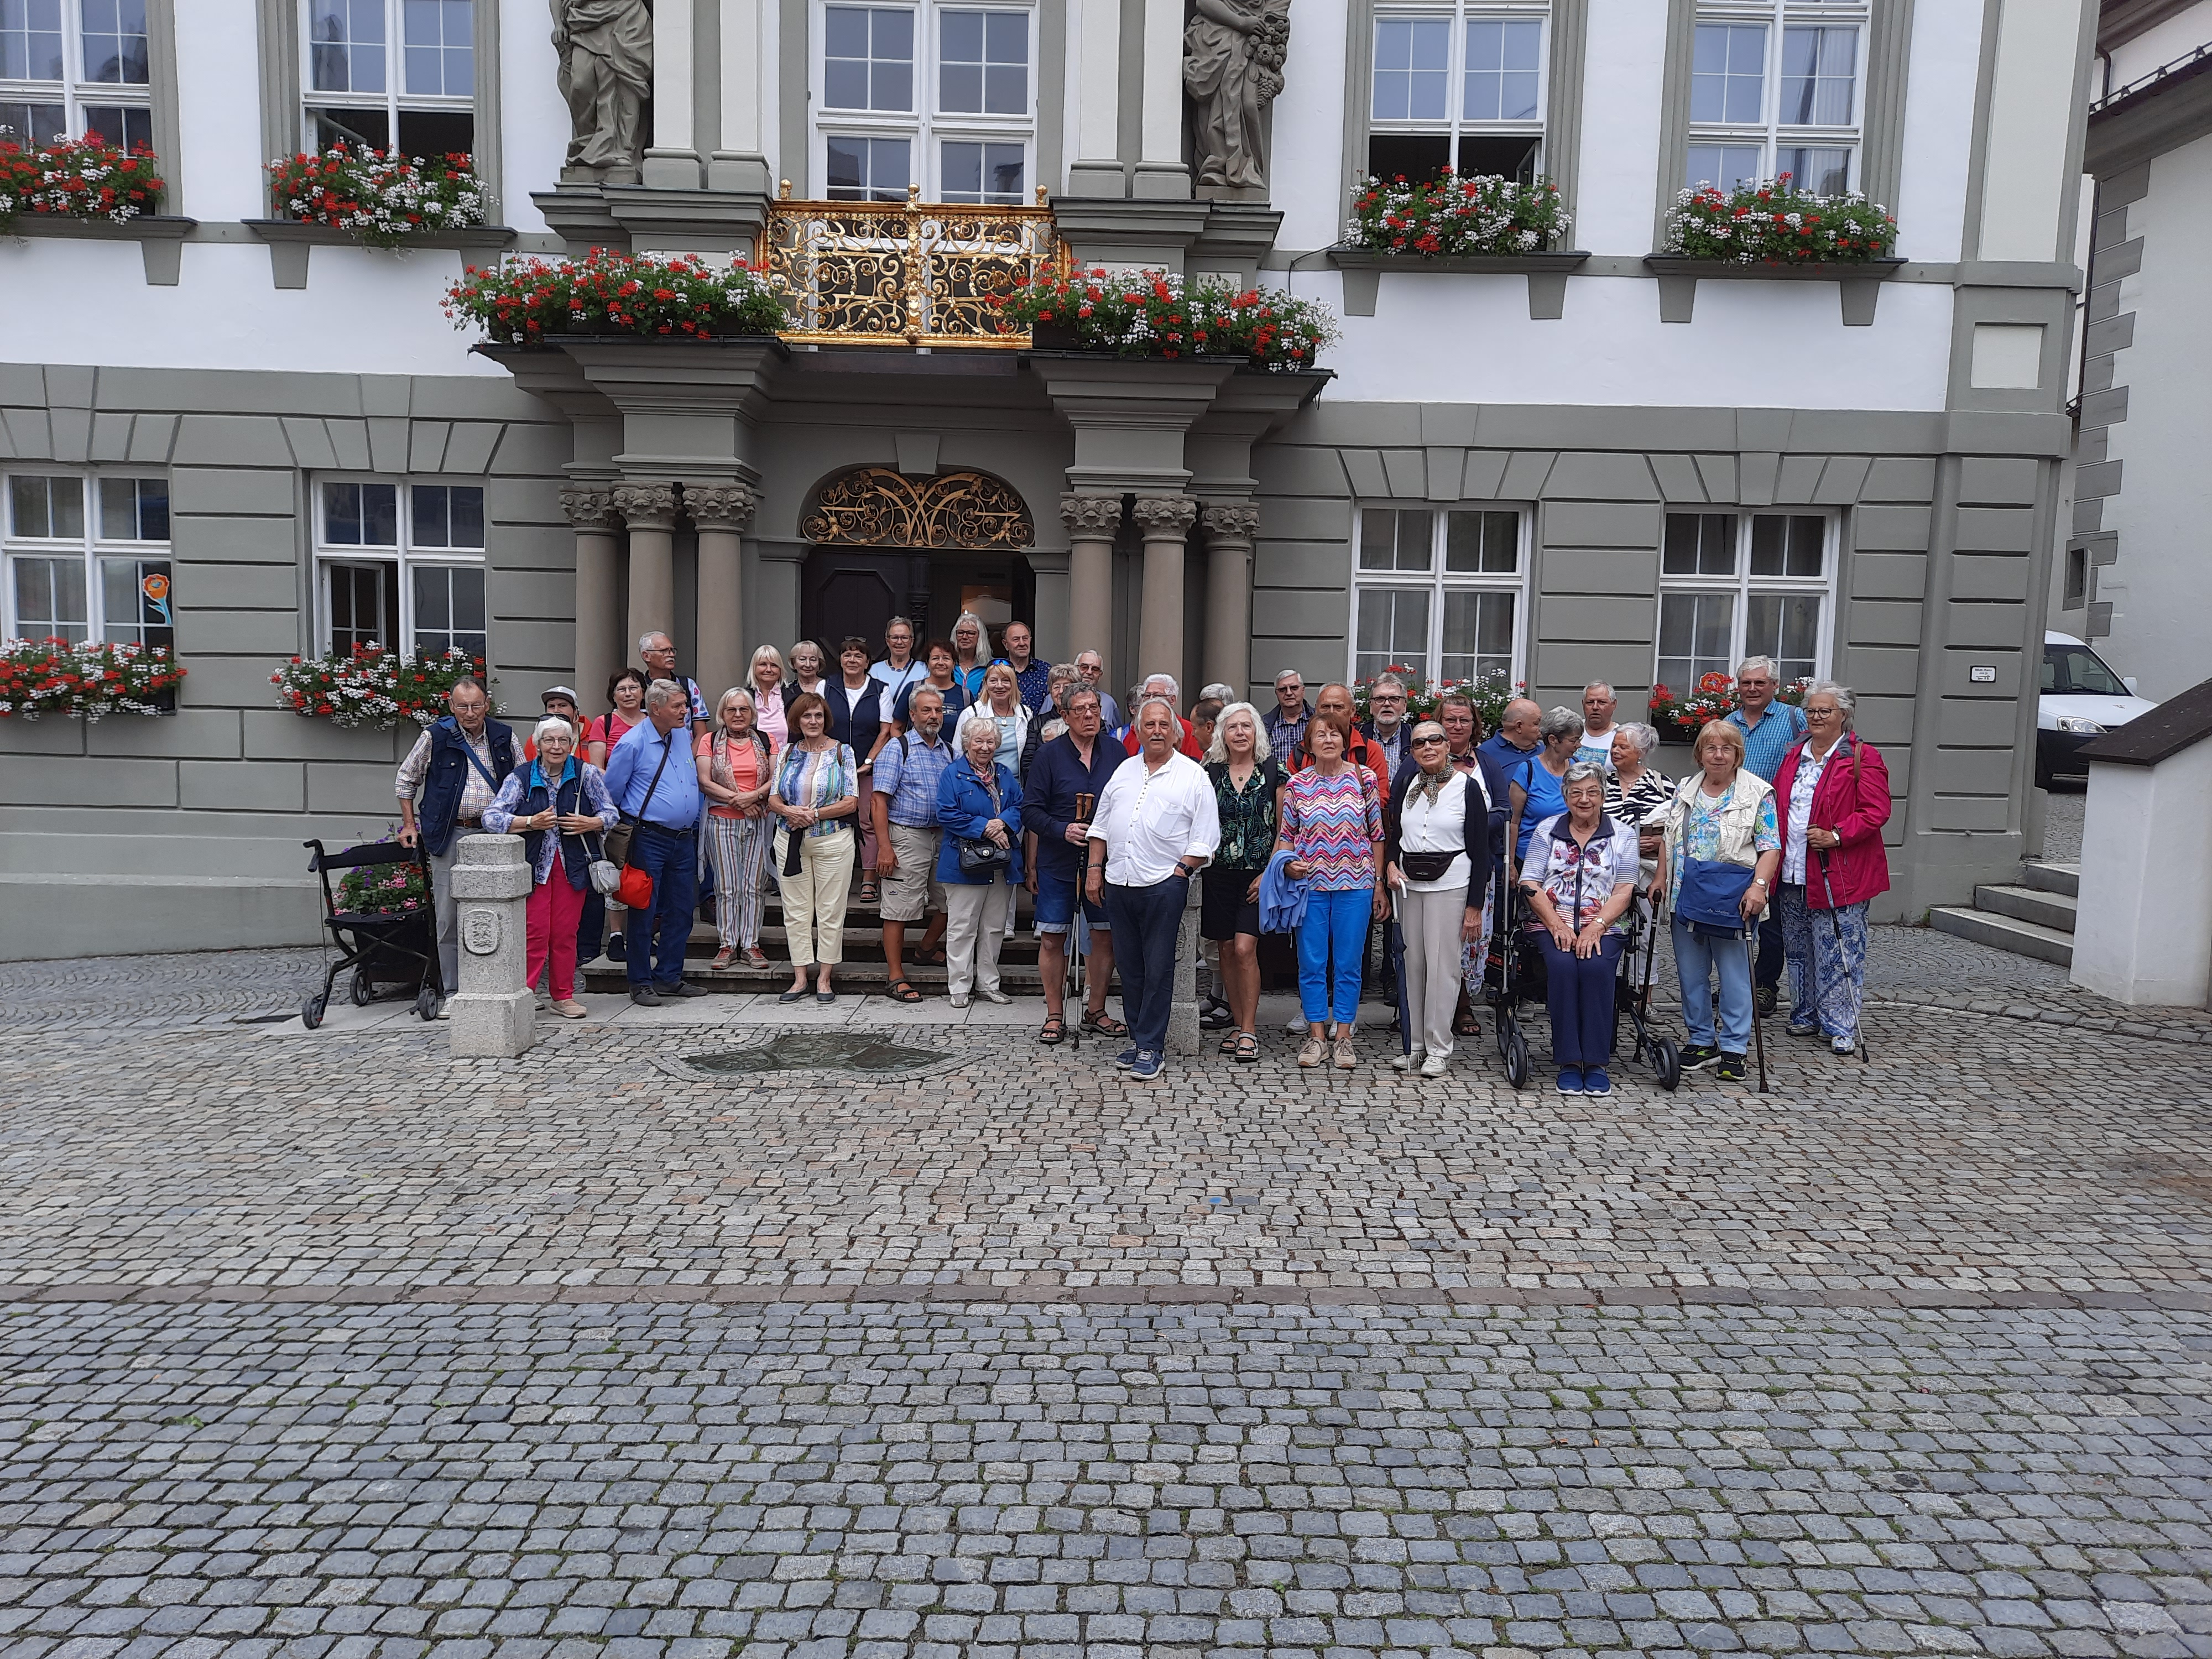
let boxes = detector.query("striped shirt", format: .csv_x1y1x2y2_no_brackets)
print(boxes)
1728,701,1809,782
1278,765,1384,892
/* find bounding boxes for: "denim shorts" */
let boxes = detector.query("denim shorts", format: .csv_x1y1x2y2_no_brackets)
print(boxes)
1032,868,1109,935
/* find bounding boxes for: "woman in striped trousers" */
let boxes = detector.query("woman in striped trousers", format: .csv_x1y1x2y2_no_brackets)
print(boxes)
695,688,778,969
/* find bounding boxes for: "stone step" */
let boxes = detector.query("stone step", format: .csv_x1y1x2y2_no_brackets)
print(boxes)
672,922,1043,964
2020,860,2080,899
582,959,1057,994
1928,905,2074,967
1971,883,2078,935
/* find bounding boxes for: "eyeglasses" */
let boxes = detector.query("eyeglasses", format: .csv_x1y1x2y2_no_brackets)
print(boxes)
1411,734,1448,746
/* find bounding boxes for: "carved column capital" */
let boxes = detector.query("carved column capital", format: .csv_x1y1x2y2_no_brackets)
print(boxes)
686,482,759,532
611,482,681,530
1199,502,1260,542
1059,492,1125,538
558,486,618,531
1130,494,1199,537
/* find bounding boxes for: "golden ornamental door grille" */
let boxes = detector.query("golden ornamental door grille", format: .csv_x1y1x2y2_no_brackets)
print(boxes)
800,467,1035,550
764,184,1066,348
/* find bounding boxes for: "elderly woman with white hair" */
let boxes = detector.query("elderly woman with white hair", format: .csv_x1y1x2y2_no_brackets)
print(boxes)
1519,760,1639,1095
483,713,620,1018
1770,681,1892,1057
935,713,1025,1008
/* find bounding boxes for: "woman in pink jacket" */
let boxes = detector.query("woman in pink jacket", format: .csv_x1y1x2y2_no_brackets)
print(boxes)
1770,681,1892,1056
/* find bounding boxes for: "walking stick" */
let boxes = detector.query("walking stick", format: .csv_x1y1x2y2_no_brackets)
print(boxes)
1390,890,1412,1058
1746,914,1769,1093
1816,849,1870,1065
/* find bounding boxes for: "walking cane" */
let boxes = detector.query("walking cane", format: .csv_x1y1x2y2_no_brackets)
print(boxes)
1746,912,1769,1093
1816,849,1870,1065
1390,883,1412,1058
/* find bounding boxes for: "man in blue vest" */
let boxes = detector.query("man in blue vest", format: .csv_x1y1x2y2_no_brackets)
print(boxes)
395,676,517,1003
602,679,708,1004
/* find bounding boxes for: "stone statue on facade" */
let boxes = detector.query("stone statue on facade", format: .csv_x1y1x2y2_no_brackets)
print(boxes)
1183,0,1291,197
552,0,653,184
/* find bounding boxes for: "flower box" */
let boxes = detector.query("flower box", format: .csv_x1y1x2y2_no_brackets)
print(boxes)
1352,668,1524,736
1648,672,1807,743
445,250,789,345
1327,247,1592,320
0,638,184,720
245,217,515,289
994,269,1337,370
267,144,489,243
272,643,491,729
1,211,196,284
0,136,180,280
1656,175,1901,324
1644,253,1906,325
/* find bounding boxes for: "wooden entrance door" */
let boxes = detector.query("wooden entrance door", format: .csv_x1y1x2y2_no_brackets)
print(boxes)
799,547,925,651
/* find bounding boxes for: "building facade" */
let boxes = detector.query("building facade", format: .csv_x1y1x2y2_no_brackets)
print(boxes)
2058,0,2212,700
0,0,2095,957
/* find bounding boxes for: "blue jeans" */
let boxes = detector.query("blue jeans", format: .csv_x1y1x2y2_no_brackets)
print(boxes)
1539,933,1621,1067
1673,916,1753,1053
1103,875,1187,1056
1297,886,1373,1025
626,822,698,988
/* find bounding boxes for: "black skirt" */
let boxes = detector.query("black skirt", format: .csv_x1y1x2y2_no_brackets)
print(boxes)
1201,865,1263,941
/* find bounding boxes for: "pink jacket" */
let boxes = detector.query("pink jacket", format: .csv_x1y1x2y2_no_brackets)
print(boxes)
1771,734,1892,910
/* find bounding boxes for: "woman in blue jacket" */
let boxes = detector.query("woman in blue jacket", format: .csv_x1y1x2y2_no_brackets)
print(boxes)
936,714,1025,1008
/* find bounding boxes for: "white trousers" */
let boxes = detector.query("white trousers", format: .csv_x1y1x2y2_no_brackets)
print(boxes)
1398,882,1470,1059
945,880,1007,997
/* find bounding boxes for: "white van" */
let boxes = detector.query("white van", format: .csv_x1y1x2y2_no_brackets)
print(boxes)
2038,630,2154,787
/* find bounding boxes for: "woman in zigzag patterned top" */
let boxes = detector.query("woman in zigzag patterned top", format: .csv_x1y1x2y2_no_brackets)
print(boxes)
1275,710,1387,1073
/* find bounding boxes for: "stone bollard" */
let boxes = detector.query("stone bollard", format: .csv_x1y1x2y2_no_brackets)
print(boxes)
1166,872,1202,1057
447,832,536,1058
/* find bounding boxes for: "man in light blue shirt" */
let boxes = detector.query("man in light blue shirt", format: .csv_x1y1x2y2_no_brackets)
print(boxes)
1573,681,1619,772
1725,655,1810,1015
601,682,706,1003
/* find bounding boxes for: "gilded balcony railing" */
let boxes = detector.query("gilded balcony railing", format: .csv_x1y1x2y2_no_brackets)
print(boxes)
763,182,1065,348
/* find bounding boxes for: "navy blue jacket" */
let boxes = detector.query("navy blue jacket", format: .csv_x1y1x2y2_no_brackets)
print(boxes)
1022,732,1128,882
419,716,517,855
823,677,890,753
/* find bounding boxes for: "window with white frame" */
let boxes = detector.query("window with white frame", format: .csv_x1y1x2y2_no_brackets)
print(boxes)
816,0,1033,202
302,0,473,155
315,479,486,660
1656,510,1832,693
1368,1,1546,185
2,472,171,649
1350,505,1526,686
1685,0,1865,195
0,0,152,152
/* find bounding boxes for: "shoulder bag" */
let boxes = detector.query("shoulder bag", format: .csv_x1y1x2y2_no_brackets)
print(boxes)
602,730,676,869
1673,785,1756,932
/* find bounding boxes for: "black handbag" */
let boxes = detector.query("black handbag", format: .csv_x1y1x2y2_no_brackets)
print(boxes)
956,766,1011,878
1399,849,1459,882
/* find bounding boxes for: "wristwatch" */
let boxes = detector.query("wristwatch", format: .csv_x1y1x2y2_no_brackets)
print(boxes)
1175,860,1198,879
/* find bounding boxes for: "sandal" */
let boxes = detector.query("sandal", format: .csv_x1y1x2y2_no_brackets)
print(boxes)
859,879,879,904
1234,1031,1260,1063
1040,1013,1066,1045
1080,1009,1127,1037
1218,1029,1240,1054
885,979,924,1004
922,946,947,966
1453,1009,1481,1037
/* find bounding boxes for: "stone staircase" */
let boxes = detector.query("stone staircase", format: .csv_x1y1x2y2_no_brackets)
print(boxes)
1929,859,2079,967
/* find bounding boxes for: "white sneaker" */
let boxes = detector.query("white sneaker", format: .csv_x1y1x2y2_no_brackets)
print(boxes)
1391,1048,1423,1072
1285,1014,1307,1035
979,988,1011,1005
1419,1052,1450,1078
949,993,971,1009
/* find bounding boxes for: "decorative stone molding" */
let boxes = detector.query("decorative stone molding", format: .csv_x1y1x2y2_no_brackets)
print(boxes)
1131,495,1200,536
557,486,617,529
685,482,759,531
801,466,1032,549
1059,493,1125,536
611,482,681,529
1199,502,1260,541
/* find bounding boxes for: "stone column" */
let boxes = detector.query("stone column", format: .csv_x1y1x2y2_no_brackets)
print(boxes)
641,0,701,187
1135,0,1192,199
687,482,759,712
1200,503,1259,701
447,834,536,1058
1061,493,1123,668
1167,869,1202,1056
614,483,680,661
1132,495,1198,685
561,487,622,718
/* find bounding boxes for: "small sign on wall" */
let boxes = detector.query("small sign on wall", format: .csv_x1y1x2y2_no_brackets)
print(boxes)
1970,665,1997,683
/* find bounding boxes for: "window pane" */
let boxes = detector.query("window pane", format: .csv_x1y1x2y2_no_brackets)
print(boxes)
307,0,385,93
0,0,65,81
409,483,484,548
326,560,389,653
80,0,149,83
1354,587,1430,682
1445,509,1517,574
1684,142,1765,192
942,139,1021,202
79,104,153,150
1656,592,1734,693
1691,23,1765,124
1372,17,1449,122
395,106,471,154
872,6,912,108
10,475,85,540
402,0,472,96
1745,593,1820,684
324,481,398,546
1441,589,1514,684
826,133,910,200
1780,24,1855,126
1357,507,1431,572
310,103,392,150
1463,18,1540,123
1662,512,1735,577
11,554,88,641
413,565,486,659
1776,144,1851,195
1749,514,1823,578
412,483,450,548
98,476,168,541
0,100,68,144
100,555,172,648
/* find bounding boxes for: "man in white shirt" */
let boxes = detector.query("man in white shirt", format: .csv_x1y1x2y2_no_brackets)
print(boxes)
1084,698,1221,1081
1574,680,1619,772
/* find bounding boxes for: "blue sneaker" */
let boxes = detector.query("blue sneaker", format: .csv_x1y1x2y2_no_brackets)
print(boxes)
1555,1067,1584,1095
1113,1045,1140,1069
1130,1050,1164,1080
1581,1066,1611,1096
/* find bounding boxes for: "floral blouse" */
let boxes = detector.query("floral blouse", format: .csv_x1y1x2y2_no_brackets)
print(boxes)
1207,759,1285,870
1520,813,1641,934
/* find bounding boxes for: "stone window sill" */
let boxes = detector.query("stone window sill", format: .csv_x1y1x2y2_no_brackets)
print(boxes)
2,213,196,285
1641,255,1907,325
1327,247,1590,320
243,219,518,289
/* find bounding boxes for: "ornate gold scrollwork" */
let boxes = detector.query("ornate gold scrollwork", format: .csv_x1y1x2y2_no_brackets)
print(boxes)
764,185,1065,348
801,467,1035,550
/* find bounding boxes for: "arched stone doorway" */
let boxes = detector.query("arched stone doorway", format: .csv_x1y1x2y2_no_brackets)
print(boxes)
798,466,1036,649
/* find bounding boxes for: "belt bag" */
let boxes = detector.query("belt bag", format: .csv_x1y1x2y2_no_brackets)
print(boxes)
1399,849,1459,883
1675,856,1755,931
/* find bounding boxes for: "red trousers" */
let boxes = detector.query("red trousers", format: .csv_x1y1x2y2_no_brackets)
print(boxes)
527,871,587,1000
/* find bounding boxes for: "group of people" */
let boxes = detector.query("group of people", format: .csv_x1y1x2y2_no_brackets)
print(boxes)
391,623,1890,1092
